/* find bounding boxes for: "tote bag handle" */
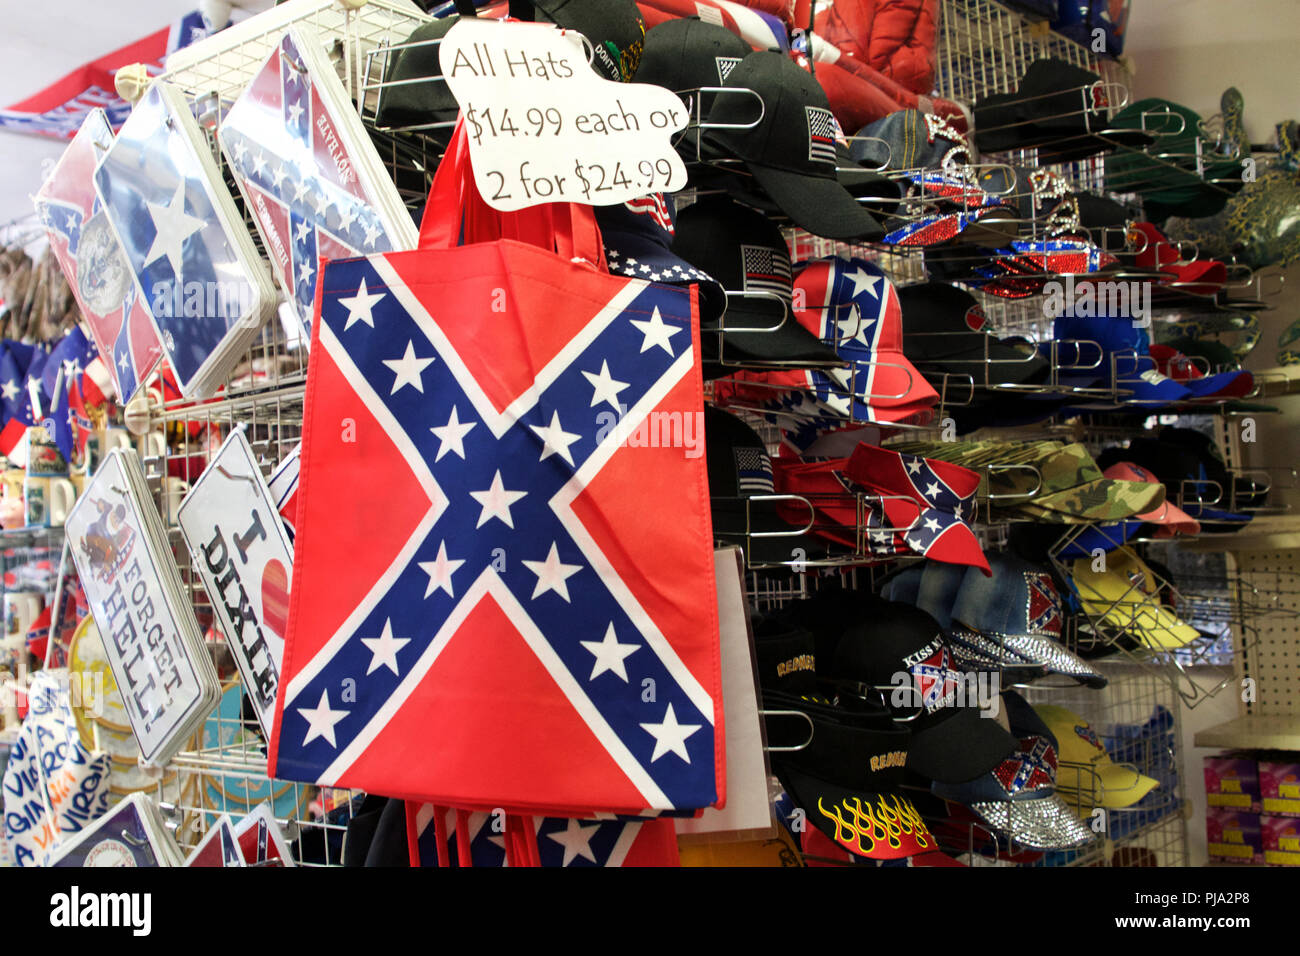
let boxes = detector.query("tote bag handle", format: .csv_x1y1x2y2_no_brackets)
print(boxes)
418,119,606,270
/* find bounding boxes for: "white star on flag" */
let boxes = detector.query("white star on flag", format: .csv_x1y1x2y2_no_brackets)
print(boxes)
298,689,349,748
529,410,581,466
580,623,640,682
629,306,682,356
298,257,314,287
430,405,476,461
271,164,289,188
0,379,17,401
337,205,358,233
292,179,309,203
382,340,434,394
251,151,268,177
844,266,880,300
295,220,311,244
521,542,582,602
338,277,385,330
547,819,599,867
360,619,410,676
906,460,923,474
924,481,941,498
363,222,381,247
640,703,702,763
923,517,942,532
582,360,630,410
313,189,332,219
287,101,304,125
143,180,205,279
418,541,464,598
469,470,527,528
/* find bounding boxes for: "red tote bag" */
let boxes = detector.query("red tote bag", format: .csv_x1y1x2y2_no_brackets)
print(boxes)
269,125,725,818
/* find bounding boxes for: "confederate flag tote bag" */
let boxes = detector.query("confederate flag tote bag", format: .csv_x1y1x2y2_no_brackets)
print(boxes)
269,125,725,817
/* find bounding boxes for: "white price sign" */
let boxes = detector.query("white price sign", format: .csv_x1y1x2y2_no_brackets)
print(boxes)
440,18,688,211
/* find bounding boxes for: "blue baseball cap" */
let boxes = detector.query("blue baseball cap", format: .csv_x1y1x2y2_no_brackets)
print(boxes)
1053,315,1193,405
1058,520,1143,557
884,562,1047,677
595,193,726,324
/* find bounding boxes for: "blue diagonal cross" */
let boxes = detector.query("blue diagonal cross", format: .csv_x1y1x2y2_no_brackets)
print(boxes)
280,255,715,810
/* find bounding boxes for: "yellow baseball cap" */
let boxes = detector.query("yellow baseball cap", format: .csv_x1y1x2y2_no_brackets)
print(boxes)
1069,549,1200,649
1034,704,1159,809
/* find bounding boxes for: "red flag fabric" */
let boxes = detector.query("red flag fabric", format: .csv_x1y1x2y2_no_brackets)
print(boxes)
269,125,725,817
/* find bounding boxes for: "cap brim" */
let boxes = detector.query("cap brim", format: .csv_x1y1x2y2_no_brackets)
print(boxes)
1026,478,1165,522
1071,571,1201,649
997,634,1108,688
1135,497,1201,534
709,297,846,368
602,233,727,325
779,765,938,860
1057,763,1160,810
908,706,1019,784
822,348,940,410
966,794,1097,849
1180,370,1254,399
748,164,886,241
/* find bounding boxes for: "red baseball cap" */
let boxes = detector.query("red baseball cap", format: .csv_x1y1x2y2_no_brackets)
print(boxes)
1102,461,1201,536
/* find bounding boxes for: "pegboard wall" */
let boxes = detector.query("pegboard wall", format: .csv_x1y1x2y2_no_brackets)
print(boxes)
1232,550,1300,717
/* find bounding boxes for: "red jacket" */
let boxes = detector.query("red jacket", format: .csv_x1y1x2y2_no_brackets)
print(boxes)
803,0,939,95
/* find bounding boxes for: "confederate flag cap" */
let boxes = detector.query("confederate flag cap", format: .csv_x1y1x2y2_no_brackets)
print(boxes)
828,600,1018,784
844,442,991,575
948,553,1106,688
699,51,884,240
793,257,939,419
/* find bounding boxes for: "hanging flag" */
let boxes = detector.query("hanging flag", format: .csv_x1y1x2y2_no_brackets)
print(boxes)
0,11,213,140
406,803,680,867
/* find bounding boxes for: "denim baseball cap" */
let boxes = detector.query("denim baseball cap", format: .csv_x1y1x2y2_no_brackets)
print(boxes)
951,553,1106,688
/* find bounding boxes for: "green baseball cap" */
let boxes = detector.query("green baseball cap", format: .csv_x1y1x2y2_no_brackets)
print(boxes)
989,443,1166,523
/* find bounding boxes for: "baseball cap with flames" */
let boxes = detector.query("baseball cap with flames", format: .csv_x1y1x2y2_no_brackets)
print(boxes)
763,690,938,861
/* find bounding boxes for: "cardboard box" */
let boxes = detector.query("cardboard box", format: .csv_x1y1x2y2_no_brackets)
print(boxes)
1260,814,1300,866
1206,807,1263,864
1259,759,1300,817
1203,754,1260,811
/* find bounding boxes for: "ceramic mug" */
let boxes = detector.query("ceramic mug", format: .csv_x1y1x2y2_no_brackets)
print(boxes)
24,476,75,528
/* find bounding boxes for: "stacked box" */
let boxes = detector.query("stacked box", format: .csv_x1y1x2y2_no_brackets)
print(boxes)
1260,814,1300,866
1203,754,1260,811
1205,807,1263,864
1259,758,1300,817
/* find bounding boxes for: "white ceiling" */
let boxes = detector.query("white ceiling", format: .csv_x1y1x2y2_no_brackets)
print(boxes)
0,0,205,229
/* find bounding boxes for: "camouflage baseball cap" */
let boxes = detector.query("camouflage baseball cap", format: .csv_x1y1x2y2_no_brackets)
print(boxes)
989,443,1165,523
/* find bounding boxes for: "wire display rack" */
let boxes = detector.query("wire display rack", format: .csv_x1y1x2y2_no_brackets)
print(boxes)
28,0,1259,867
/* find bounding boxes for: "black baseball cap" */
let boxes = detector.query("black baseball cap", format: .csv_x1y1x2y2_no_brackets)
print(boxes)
704,405,824,567
375,16,462,140
698,51,885,241
763,690,940,861
634,17,749,97
534,0,646,83
673,195,845,375
828,599,1018,783
753,618,818,694
974,58,1155,161
897,283,1048,386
